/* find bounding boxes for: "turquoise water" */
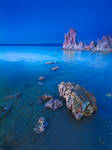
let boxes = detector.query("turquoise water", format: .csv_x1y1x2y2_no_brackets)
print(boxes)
0,46,112,150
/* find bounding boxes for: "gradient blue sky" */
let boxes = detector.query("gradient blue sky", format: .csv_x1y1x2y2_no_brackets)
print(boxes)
0,0,112,43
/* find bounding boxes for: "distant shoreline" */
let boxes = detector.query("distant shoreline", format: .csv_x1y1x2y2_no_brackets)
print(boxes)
0,43,62,47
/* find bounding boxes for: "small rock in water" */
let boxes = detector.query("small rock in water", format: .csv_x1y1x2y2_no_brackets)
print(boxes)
33,117,48,134
39,94,53,101
0,105,12,119
51,66,59,71
38,76,45,81
15,92,23,99
4,92,23,100
105,92,112,98
4,95,14,100
45,99,63,110
46,61,56,64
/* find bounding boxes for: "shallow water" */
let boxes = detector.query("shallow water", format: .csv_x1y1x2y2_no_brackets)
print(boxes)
0,46,112,150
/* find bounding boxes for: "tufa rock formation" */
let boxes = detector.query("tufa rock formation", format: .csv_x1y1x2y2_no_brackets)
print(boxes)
33,117,48,134
96,35,112,51
45,99,63,111
63,28,112,51
58,82,97,120
63,28,77,50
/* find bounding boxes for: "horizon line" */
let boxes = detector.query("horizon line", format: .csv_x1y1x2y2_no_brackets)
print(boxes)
0,43,62,47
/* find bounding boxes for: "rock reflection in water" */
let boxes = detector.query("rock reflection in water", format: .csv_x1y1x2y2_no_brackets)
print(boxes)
63,49,76,61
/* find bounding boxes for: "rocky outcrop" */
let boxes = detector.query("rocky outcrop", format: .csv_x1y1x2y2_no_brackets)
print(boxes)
96,35,112,51
51,66,59,71
58,82,97,120
89,41,96,49
45,99,63,110
33,117,48,134
38,76,45,81
77,41,84,50
63,28,112,51
0,105,12,119
63,28,77,49
39,94,53,101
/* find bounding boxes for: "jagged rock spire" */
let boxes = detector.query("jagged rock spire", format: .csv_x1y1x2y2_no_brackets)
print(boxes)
63,28,112,51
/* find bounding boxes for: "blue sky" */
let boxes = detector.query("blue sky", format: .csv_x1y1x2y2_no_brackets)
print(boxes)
0,0,112,43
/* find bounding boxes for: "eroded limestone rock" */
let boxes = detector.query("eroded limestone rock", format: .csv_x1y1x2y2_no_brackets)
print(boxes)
63,28,77,50
63,28,112,51
45,99,63,110
33,117,48,134
58,82,97,120
51,66,59,71
39,94,53,101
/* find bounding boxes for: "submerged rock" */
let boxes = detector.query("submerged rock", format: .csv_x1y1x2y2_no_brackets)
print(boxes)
58,82,97,120
4,95,14,100
45,99,63,110
46,61,56,64
38,76,45,81
4,92,23,100
39,94,53,101
105,92,112,98
33,117,48,134
0,105,12,119
52,66,59,71
15,92,23,99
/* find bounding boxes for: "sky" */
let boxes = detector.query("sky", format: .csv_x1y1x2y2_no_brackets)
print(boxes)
0,0,112,44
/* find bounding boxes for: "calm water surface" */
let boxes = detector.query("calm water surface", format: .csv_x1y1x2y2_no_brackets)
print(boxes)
0,46,112,150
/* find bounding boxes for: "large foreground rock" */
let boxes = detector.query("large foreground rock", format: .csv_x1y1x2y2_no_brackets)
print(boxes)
58,82,97,120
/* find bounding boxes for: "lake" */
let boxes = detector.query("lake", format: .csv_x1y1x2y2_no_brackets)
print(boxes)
0,46,112,150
